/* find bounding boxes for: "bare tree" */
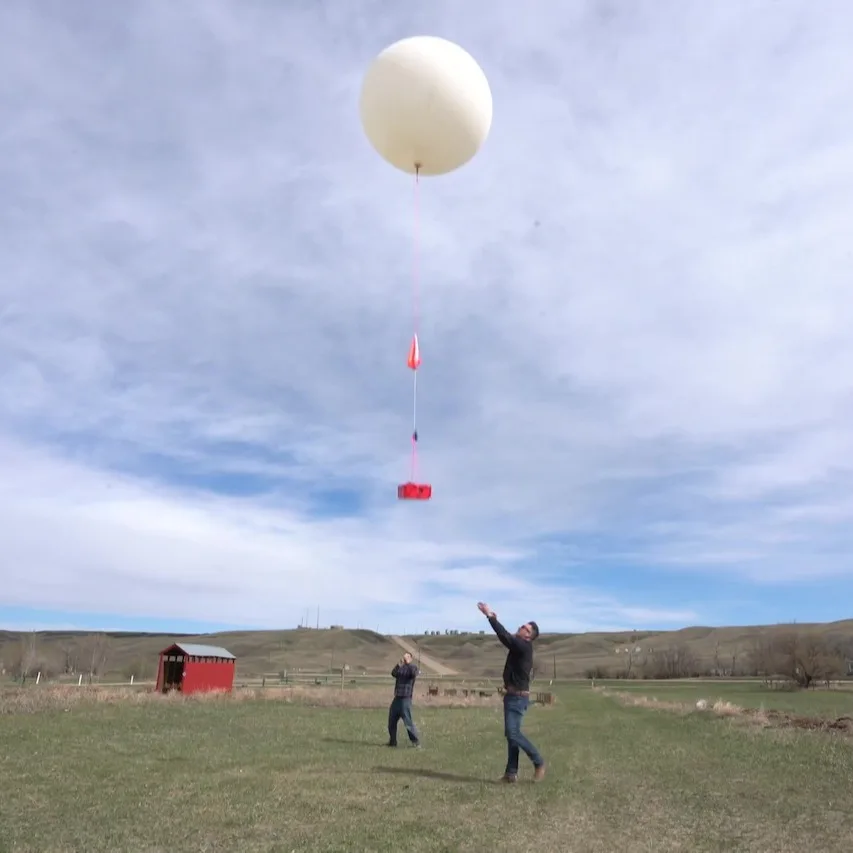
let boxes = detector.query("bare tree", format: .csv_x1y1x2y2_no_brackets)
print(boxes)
772,630,843,689
643,643,698,679
841,638,853,676
19,632,39,685
622,647,636,679
801,635,828,686
825,634,853,681
747,636,775,677
84,633,111,681
757,632,793,685
712,641,721,676
58,638,80,675
122,658,150,681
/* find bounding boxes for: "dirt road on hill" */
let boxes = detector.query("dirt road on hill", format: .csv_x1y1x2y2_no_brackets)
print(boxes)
389,635,458,676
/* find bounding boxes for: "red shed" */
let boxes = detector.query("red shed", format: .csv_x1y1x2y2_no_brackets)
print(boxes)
155,642,236,695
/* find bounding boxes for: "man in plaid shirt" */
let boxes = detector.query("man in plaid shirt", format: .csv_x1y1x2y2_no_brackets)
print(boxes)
387,651,421,747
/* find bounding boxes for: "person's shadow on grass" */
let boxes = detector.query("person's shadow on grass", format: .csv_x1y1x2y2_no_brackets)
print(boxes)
373,766,499,785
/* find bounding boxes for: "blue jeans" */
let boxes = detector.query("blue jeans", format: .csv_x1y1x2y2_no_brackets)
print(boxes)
388,696,419,745
503,693,543,775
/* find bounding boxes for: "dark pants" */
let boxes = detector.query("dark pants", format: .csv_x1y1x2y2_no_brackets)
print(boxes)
503,693,543,775
388,696,419,745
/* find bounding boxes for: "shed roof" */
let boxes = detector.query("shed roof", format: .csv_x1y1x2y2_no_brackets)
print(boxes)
163,642,236,660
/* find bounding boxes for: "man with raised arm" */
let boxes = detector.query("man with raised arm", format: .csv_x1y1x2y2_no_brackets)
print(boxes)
387,651,421,748
478,601,546,782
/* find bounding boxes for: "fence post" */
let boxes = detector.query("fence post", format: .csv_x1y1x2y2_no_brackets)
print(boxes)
36,671,41,685
340,668,344,691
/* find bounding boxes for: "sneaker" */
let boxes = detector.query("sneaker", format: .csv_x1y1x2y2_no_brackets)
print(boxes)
387,742,397,747
533,762,547,782
410,742,421,749
500,773,518,783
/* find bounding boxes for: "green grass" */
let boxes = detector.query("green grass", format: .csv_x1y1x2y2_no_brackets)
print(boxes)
1,684,852,852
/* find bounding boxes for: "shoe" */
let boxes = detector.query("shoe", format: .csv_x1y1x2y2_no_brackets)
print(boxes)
410,742,421,749
387,742,397,747
500,773,518,783
533,762,547,782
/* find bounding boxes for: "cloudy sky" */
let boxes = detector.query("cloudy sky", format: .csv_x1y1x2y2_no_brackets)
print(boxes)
2,0,853,636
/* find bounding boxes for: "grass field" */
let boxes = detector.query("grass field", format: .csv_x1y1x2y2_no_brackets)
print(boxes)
2,683,852,853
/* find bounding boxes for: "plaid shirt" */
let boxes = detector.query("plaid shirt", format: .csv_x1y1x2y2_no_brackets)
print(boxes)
391,662,419,698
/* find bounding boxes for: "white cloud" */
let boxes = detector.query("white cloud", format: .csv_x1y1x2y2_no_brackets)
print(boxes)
0,436,695,632
2,0,853,633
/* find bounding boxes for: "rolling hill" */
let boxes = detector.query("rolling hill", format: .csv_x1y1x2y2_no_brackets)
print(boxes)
2,618,851,683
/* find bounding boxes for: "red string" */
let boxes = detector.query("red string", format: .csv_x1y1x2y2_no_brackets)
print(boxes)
410,166,420,482
413,165,420,339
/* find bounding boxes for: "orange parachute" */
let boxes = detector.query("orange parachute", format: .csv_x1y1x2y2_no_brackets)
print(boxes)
399,326,430,501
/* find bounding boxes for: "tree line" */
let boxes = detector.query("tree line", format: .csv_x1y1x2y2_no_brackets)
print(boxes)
0,632,149,684
584,628,853,687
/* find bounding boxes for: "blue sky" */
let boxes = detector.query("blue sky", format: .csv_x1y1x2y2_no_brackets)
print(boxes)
2,0,853,636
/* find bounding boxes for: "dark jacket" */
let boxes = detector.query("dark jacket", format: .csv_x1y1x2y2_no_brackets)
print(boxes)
488,615,534,692
391,661,419,698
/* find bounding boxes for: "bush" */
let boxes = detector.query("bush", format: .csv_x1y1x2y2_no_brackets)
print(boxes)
585,666,610,679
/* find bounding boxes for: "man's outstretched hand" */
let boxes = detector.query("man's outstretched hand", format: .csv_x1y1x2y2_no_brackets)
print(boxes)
477,601,495,619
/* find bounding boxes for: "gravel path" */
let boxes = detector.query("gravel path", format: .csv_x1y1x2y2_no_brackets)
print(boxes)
389,635,458,676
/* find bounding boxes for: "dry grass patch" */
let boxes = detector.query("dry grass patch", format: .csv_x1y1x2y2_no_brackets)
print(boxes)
0,684,158,714
604,687,853,736
0,683,505,715
597,689,691,715
710,698,742,716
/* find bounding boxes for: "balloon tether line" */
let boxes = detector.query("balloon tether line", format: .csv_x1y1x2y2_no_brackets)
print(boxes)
411,163,421,482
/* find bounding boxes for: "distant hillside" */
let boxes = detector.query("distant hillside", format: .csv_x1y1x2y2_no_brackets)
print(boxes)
411,620,853,680
1,620,851,682
0,627,401,682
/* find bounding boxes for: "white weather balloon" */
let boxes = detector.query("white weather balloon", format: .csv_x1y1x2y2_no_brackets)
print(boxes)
359,36,493,177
